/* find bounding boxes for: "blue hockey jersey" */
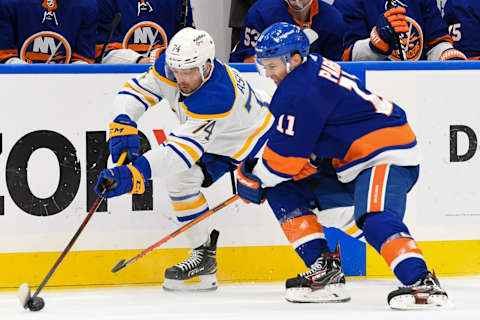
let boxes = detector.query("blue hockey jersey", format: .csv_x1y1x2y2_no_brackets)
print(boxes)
96,0,193,59
229,0,345,62
253,55,419,186
334,0,452,61
443,0,480,60
0,0,97,64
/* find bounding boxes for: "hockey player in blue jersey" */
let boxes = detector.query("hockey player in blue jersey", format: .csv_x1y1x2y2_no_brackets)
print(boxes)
442,0,480,60
236,22,450,309
96,0,194,64
334,0,466,61
0,0,97,64
229,0,345,62
94,27,273,291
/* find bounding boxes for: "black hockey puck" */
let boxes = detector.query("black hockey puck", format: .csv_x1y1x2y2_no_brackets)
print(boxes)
27,296,45,312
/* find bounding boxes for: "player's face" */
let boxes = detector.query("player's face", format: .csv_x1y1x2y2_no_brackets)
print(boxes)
261,57,288,85
286,0,311,11
171,67,203,94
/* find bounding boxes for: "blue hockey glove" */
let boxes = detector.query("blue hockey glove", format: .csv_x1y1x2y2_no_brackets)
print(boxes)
369,7,408,55
236,158,265,204
109,114,140,164
95,156,151,198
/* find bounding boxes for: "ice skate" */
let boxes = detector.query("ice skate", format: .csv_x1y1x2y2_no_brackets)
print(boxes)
285,244,350,303
162,230,219,291
388,271,450,310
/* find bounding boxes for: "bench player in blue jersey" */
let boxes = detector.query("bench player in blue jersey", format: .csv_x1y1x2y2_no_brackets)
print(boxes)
334,0,466,61
94,28,273,291
0,0,97,64
96,0,194,64
229,0,345,62
236,22,450,309
442,0,480,60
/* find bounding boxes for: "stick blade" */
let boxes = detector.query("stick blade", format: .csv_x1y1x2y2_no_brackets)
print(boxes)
111,259,127,273
17,283,31,309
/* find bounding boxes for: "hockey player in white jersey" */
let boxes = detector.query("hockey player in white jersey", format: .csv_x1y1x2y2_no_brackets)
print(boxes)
95,27,273,291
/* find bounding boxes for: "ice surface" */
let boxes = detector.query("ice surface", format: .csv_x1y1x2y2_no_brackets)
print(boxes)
1,277,479,320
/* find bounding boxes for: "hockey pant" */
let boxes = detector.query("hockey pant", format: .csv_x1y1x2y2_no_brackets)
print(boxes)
166,153,233,248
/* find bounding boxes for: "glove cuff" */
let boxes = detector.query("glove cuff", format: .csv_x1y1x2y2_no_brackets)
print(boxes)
369,27,391,55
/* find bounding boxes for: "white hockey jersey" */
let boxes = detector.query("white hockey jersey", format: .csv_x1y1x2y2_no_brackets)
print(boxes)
113,53,273,179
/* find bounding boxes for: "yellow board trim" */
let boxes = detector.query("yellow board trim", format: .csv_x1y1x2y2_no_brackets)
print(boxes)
366,239,480,277
172,195,207,211
1,240,478,290
232,112,272,159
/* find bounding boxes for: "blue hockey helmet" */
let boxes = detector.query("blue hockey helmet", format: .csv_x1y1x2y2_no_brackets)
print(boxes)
255,22,309,75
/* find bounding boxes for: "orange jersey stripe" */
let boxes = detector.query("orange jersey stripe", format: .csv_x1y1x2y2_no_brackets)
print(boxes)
369,164,389,212
281,215,323,243
71,52,94,64
95,42,123,58
243,56,255,63
425,34,453,50
332,124,416,169
263,146,308,176
342,45,353,62
468,56,480,61
0,49,18,62
380,238,423,268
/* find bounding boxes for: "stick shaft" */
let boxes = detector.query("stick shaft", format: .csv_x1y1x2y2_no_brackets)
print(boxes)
121,195,239,269
387,0,406,61
31,152,127,297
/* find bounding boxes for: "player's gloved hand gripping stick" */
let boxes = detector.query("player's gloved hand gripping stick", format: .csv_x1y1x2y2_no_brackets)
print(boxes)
17,152,128,312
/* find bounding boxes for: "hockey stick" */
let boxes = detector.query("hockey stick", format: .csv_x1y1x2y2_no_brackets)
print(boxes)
17,151,127,312
181,0,189,29
111,194,240,272
387,0,406,61
95,12,122,63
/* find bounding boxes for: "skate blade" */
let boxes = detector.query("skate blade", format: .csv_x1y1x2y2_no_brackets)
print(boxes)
389,294,454,310
17,283,31,309
162,274,218,292
285,284,351,303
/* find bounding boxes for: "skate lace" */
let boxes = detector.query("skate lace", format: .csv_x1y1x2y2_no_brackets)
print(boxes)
175,249,204,272
299,257,327,277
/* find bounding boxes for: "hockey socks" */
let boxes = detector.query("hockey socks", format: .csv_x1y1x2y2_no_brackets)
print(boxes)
363,211,428,285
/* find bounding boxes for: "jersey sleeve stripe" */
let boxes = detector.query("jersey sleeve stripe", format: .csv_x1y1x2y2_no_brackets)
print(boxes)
132,78,162,102
0,49,19,62
425,34,453,50
332,123,416,169
118,91,149,110
166,140,201,163
152,65,177,87
124,82,156,106
181,102,234,119
71,52,94,64
263,146,309,176
169,133,205,154
165,144,192,168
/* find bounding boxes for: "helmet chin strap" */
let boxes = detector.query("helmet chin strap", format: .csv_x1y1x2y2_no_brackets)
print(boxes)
285,0,313,12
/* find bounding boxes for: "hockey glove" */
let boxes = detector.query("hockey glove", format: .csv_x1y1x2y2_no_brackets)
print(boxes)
109,114,140,164
293,159,318,181
95,156,151,198
438,48,467,61
236,158,265,204
369,7,409,55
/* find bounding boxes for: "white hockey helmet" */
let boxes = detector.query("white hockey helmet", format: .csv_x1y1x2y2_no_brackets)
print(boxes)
165,28,215,81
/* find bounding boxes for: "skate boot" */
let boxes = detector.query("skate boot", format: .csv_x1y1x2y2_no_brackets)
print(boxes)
162,229,219,291
388,271,449,310
285,244,350,303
